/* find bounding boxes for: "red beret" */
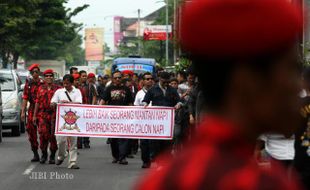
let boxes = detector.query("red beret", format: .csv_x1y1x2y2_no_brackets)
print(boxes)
72,74,80,80
180,0,302,58
28,64,40,71
43,69,54,75
87,73,96,79
122,70,134,76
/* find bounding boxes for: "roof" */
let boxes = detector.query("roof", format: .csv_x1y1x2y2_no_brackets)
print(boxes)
113,58,156,66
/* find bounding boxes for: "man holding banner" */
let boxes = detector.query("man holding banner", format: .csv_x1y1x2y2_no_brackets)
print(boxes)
143,71,182,162
100,70,133,165
134,72,154,168
51,74,83,169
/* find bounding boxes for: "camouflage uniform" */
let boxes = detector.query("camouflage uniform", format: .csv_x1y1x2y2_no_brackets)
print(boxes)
35,84,60,152
22,78,43,151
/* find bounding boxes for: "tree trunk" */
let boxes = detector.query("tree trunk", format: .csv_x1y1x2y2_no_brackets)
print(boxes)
12,52,19,69
1,50,8,69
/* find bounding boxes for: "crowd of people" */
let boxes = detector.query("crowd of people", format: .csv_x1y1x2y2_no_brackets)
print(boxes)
21,63,202,170
20,0,310,189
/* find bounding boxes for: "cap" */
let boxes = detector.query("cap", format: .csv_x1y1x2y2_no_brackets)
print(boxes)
122,70,134,76
72,74,80,80
87,73,96,79
28,64,40,71
43,69,54,75
180,0,302,58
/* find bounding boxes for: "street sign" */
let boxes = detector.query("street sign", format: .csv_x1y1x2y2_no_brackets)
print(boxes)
143,25,172,41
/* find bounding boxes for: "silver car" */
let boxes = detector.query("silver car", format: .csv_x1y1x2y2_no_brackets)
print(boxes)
0,70,23,136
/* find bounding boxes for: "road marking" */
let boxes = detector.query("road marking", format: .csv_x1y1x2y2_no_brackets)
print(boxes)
23,164,36,175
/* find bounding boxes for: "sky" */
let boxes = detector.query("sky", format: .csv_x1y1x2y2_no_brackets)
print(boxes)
65,0,165,51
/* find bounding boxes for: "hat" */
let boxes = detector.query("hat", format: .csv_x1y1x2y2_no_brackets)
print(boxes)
72,74,80,80
87,73,96,79
180,0,302,58
28,64,40,71
122,70,134,76
43,69,54,76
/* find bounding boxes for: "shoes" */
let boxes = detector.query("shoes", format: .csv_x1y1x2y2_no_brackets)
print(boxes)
126,154,134,159
56,158,64,166
119,159,128,165
141,162,151,169
49,151,56,164
112,158,118,164
31,149,40,162
69,164,80,169
39,151,48,164
106,139,111,144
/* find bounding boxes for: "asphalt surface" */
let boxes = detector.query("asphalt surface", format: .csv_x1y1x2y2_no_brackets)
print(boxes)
0,132,148,190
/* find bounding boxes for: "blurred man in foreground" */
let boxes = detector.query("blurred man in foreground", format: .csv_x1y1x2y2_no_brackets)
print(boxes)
136,0,304,189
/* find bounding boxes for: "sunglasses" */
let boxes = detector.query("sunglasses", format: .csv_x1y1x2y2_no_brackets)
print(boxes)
114,76,122,79
31,70,40,74
144,78,153,81
44,75,53,78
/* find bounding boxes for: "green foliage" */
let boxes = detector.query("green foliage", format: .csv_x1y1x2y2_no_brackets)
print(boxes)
175,57,191,72
0,0,88,68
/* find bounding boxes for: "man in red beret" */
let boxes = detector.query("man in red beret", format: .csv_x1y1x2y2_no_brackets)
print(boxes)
33,69,60,164
136,0,304,189
21,64,44,162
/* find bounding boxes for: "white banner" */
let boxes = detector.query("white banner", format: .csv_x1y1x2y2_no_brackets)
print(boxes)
55,104,175,140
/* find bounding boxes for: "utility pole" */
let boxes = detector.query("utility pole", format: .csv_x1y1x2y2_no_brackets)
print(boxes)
138,9,142,56
173,0,177,65
165,0,169,66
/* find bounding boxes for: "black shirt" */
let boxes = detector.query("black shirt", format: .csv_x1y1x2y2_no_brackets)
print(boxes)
97,84,105,100
103,85,132,106
143,83,180,107
294,96,310,174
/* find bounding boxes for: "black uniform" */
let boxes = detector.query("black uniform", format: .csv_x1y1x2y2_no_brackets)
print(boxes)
103,84,132,163
294,96,310,190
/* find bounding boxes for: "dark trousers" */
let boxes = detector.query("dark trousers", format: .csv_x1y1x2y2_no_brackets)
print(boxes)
127,139,139,155
140,139,151,163
77,137,90,147
150,140,172,159
111,138,129,161
83,137,90,145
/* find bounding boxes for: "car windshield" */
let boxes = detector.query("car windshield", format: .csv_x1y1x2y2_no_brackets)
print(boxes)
0,73,15,91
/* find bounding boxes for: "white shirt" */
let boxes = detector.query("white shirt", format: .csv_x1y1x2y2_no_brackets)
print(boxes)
259,134,295,160
51,86,82,104
134,88,147,106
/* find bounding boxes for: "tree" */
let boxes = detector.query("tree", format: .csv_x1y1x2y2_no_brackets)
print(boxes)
60,34,85,68
104,43,111,54
0,0,88,68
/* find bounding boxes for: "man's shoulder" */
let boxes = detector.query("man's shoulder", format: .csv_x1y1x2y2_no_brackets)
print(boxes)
136,89,145,96
55,88,64,93
148,84,159,92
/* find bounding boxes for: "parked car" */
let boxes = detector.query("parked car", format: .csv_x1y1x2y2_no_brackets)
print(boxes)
0,86,3,142
16,69,29,90
16,69,29,133
0,70,23,136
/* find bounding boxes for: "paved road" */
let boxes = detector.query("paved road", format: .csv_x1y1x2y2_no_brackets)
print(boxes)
0,132,148,190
